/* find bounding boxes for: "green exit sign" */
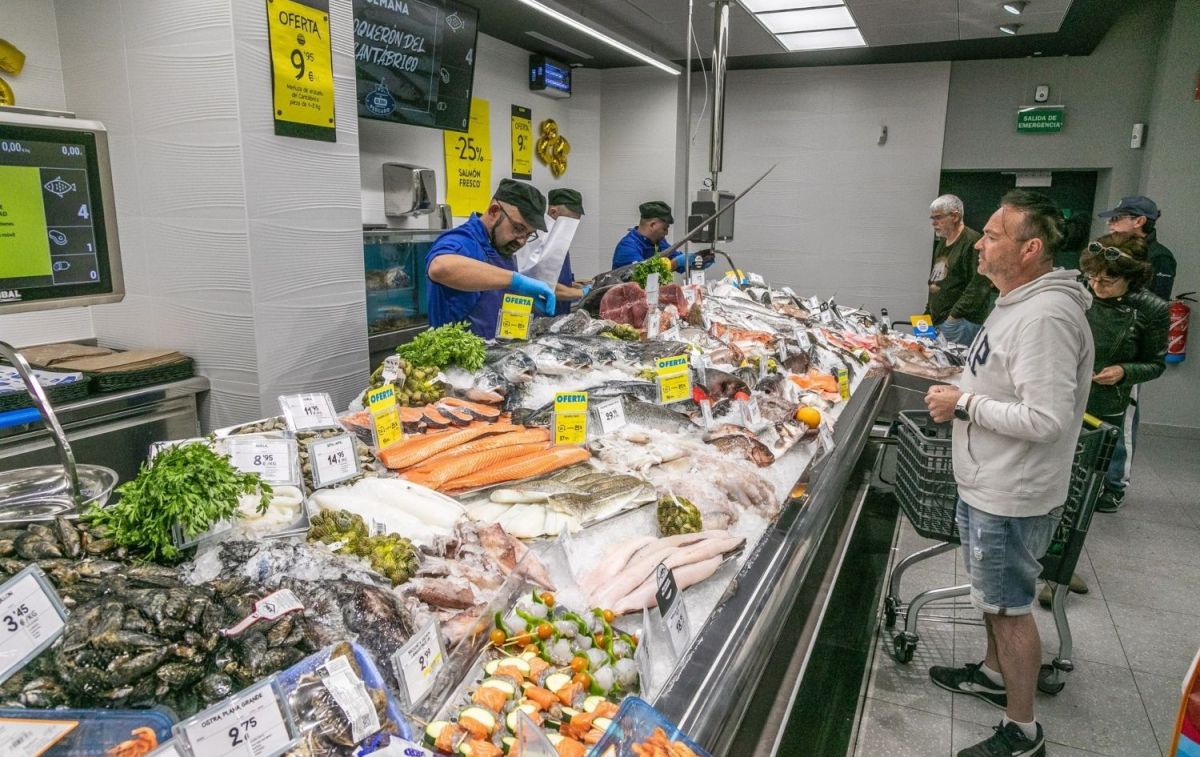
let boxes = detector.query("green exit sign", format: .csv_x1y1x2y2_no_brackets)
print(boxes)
1017,106,1065,133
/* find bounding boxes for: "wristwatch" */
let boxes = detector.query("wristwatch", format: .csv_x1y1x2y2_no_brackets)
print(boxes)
954,392,973,422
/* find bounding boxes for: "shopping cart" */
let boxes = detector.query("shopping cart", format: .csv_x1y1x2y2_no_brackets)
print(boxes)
882,410,1118,694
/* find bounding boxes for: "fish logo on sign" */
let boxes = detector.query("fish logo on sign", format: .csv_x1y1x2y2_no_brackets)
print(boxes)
364,82,396,117
43,176,76,198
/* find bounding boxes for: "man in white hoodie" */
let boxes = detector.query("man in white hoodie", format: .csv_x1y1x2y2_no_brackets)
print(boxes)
924,190,1094,757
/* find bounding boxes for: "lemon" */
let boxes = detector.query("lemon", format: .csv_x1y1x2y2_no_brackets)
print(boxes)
796,406,822,429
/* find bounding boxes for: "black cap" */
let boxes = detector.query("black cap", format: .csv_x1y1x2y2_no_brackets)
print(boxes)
639,201,674,224
494,179,548,231
1098,195,1160,220
547,188,585,215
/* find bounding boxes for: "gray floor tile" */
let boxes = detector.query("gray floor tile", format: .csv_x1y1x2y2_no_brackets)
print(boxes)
1133,669,1186,756
1108,600,1200,680
867,629,956,716
1104,496,1197,529
1029,590,1126,669
853,697,953,757
952,719,1122,756
1086,517,1200,571
1093,557,1200,618
950,657,1160,756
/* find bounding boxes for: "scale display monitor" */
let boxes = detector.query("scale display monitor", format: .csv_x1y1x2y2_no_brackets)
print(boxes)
0,110,123,314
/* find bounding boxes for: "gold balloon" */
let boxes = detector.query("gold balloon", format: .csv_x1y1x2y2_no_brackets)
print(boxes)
535,118,570,177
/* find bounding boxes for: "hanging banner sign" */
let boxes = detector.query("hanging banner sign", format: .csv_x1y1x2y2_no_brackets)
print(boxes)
511,105,533,180
444,97,491,216
266,0,336,142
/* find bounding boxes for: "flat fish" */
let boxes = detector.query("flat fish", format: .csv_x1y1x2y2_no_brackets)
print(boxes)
706,434,776,467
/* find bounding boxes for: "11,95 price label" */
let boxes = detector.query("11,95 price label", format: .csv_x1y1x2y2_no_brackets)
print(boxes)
0,566,68,686
174,677,296,757
278,393,339,432
308,435,359,489
391,620,446,708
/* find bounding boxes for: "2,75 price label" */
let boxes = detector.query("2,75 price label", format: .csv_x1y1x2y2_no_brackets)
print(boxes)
174,677,295,757
0,567,68,686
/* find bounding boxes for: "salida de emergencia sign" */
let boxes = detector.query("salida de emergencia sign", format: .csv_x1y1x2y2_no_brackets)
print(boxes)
1016,106,1064,134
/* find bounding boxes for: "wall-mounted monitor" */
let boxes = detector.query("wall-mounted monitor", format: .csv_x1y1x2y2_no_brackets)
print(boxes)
530,54,571,99
0,109,123,314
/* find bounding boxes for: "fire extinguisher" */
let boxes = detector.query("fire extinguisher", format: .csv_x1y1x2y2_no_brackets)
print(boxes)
1166,292,1197,364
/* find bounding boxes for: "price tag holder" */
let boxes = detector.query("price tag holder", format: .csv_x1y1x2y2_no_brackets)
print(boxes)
0,715,77,755
655,354,691,405
221,589,305,638
689,269,706,287
227,437,299,486
497,294,534,341
366,385,403,450
655,563,691,658
552,392,588,446
758,353,769,381
682,285,698,309
793,328,811,350
817,301,834,324
661,324,681,343
174,677,297,757
804,296,821,312
741,398,764,428
836,368,851,401
593,398,627,435
279,393,340,432
391,620,446,709
699,399,714,430
818,424,836,455
645,273,660,309
148,741,183,757
308,434,360,489
0,566,68,686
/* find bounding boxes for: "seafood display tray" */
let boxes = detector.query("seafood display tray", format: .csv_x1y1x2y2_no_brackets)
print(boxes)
0,706,176,756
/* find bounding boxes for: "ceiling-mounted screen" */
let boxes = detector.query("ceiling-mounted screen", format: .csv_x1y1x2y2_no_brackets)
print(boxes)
353,0,480,133
0,110,123,314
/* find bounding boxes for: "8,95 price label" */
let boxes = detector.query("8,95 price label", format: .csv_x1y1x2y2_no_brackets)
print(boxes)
279,393,339,432
391,620,446,708
174,678,296,757
308,435,359,489
227,438,298,486
0,567,68,686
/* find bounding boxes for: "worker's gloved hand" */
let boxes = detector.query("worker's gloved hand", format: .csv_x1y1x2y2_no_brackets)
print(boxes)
675,253,715,271
670,253,688,273
580,284,593,297
510,272,556,316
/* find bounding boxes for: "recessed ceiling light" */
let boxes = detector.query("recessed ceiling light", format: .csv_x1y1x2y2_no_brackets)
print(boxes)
999,23,1022,35
1003,1,1028,14
777,27,866,51
757,6,855,33
739,0,846,12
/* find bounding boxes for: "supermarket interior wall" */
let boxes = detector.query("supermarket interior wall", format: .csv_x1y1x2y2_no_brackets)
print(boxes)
1136,0,1200,434
682,61,952,318
940,2,1165,239
0,0,96,347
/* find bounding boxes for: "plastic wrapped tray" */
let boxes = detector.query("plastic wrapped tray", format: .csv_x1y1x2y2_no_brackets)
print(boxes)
588,696,713,757
0,706,175,756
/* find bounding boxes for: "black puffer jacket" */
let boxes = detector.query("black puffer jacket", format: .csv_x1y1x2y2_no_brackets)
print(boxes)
1085,289,1169,417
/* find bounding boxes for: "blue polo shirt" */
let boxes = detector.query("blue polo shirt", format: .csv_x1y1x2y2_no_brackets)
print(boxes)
612,228,670,270
425,214,517,338
554,253,575,316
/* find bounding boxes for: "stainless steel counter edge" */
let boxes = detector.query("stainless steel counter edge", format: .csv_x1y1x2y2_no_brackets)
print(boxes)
0,377,211,436
651,369,891,748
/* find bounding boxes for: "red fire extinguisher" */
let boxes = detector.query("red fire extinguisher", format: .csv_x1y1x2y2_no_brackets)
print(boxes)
1167,292,1196,364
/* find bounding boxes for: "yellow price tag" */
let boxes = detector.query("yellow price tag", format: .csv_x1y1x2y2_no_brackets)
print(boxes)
511,105,533,180
553,392,588,445
498,293,534,341
836,368,851,401
367,385,403,449
655,353,692,405
266,0,336,141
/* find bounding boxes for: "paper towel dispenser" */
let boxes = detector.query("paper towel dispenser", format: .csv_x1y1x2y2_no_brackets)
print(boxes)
383,163,437,216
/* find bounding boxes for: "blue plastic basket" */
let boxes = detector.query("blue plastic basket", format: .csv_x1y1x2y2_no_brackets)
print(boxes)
0,706,175,756
588,696,713,757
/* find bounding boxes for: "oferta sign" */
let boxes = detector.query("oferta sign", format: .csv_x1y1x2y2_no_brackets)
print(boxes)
1016,106,1064,133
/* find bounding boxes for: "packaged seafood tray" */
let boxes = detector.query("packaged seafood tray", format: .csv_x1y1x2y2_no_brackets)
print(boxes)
276,641,414,755
0,706,175,757
587,696,714,757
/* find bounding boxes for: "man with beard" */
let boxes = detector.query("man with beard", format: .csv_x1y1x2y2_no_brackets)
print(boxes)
426,179,557,337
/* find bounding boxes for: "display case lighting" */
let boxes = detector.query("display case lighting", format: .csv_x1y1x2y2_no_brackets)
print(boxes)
511,0,679,75
1003,2,1028,15
999,23,1022,34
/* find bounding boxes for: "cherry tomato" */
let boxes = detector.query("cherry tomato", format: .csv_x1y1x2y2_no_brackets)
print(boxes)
602,609,615,624
524,643,541,656
539,592,556,608
570,656,588,672
572,671,591,689
489,629,506,647
593,632,607,648
537,622,554,640
629,633,639,647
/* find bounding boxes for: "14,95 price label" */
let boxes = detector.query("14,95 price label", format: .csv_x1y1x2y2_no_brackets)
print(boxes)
309,435,359,489
175,677,296,757
0,566,68,686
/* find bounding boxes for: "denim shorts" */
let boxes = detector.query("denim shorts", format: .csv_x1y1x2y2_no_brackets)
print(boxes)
956,498,1063,616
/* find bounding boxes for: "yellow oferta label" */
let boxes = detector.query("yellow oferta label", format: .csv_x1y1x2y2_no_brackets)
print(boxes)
837,368,850,401
656,354,691,405
367,385,402,449
553,391,588,445
498,293,534,341
267,0,336,139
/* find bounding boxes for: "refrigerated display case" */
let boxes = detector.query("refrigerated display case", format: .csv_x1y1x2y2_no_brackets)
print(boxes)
364,228,439,366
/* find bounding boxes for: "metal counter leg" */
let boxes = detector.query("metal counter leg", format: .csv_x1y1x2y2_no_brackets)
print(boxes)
1039,581,1074,694
884,541,959,628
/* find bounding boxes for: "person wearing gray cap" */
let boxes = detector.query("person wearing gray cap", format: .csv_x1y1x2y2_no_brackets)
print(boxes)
611,201,714,272
546,188,587,315
1098,195,1176,300
425,179,557,337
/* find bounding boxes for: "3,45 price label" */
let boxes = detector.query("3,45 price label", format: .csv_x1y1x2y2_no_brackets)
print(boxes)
174,677,296,757
0,566,68,686
391,620,446,708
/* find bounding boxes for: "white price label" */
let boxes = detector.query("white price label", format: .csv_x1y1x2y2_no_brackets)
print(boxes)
818,425,835,454
645,273,660,308
661,325,681,343
279,393,339,432
148,740,183,757
742,398,764,428
758,354,769,381
309,435,359,489
175,679,294,757
655,563,691,658
0,717,77,756
689,269,705,287
682,286,697,309
793,328,811,349
747,273,766,286
0,568,67,685
391,620,445,708
228,438,297,486
594,398,627,435
818,301,833,323
318,656,380,743
645,311,660,339
699,399,714,429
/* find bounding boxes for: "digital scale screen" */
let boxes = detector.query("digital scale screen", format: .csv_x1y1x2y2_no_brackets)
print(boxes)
0,123,118,309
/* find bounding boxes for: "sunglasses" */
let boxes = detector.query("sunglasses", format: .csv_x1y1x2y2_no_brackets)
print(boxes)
1086,273,1124,287
1087,241,1133,262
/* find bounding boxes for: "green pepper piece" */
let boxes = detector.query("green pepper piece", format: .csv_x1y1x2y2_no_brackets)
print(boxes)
494,611,510,637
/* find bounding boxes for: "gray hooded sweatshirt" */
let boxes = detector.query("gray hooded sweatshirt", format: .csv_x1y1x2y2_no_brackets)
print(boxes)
954,269,1094,518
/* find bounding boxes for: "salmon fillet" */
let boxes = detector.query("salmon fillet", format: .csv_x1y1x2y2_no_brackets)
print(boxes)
403,441,553,490
443,447,592,493
403,428,550,479
377,425,514,469
438,396,502,421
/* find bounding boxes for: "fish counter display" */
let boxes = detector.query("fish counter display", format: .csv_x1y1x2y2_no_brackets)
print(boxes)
0,273,962,756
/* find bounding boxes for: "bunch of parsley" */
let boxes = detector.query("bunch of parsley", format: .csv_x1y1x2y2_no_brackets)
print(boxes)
396,322,487,371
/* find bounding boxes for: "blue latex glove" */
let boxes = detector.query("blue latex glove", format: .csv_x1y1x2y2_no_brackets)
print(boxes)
670,252,687,273
674,253,715,272
581,284,593,297
510,272,556,315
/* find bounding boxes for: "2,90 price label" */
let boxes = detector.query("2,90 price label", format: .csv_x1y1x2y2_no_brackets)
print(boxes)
278,393,339,432
308,435,359,490
0,567,68,686
174,678,296,757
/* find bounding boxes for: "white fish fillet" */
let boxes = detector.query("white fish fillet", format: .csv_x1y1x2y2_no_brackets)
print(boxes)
579,536,656,595
490,488,552,504
589,531,731,608
353,476,465,530
309,487,446,547
496,503,547,539
611,555,726,615
466,502,514,522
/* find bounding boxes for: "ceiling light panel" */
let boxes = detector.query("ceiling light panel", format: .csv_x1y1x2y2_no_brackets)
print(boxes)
1003,2,1028,14
757,6,856,33
739,0,846,13
777,27,866,50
